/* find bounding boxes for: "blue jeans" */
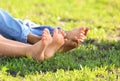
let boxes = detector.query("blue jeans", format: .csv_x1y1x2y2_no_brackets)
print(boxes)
0,9,56,43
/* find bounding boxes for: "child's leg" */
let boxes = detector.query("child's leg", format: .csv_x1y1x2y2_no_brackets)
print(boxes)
0,28,52,61
30,25,54,36
0,9,30,43
0,9,55,44
0,35,31,56
27,26,55,44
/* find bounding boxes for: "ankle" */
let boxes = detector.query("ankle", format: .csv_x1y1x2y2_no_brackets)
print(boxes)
25,45,34,57
27,34,42,44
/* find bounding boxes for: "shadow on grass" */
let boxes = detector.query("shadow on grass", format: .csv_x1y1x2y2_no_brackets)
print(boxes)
0,39,120,77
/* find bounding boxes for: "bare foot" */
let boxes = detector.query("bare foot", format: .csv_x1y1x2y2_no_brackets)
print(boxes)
59,27,89,52
59,39,78,52
28,28,52,61
27,27,88,53
66,27,88,43
44,28,65,59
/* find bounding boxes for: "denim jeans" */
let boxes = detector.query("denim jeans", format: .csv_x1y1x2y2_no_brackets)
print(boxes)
0,9,55,43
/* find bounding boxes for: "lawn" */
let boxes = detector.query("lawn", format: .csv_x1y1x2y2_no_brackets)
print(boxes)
0,0,120,81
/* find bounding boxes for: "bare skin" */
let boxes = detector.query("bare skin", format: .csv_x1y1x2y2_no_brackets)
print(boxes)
0,28,66,61
28,28,52,61
27,27,89,52
0,36,29,57
0,28,52,61
44,28,65,58
60,27,89,52
65,27,88,43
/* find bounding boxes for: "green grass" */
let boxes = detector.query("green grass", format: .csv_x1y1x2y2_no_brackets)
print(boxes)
0,0,120,81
